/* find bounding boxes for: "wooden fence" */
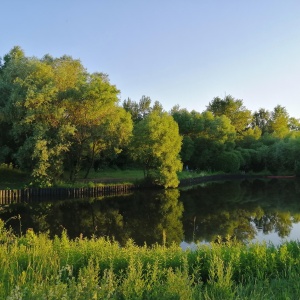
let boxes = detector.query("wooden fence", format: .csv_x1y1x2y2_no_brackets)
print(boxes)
0,184,135,205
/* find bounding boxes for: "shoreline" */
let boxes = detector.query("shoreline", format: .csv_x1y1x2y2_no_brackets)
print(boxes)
0,173,297,203
178,173,296,186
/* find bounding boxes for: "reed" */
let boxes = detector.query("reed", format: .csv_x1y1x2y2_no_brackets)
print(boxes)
1,220,300,299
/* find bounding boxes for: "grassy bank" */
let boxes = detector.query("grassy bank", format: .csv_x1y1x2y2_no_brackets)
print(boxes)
0,163,212,189
0,165,144,189
0,164,29,189
1,221,300,299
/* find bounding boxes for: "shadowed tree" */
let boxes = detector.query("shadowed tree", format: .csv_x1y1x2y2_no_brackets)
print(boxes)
122,95,154,123
252,108,271,135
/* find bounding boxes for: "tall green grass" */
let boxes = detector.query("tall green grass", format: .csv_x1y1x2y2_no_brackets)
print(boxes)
1,219,300,299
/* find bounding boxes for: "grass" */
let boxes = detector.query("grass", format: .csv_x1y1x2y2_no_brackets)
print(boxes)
86,168,145,180
1,219,300,299
81,168,145,184
0,164,29,189
0,164,144,189
0,163,219,189
0,163,273,190
85,169,222,182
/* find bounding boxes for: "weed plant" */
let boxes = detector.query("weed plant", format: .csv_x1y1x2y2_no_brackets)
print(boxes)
1,220,300,299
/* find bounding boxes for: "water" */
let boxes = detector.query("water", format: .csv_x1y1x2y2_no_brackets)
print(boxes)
1,178,300,246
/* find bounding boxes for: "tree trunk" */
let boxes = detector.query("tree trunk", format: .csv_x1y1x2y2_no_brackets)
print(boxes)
84,142,96,179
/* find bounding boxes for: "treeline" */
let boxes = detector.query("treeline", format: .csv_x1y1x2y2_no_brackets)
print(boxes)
0,47,181,188
1,46,300,188
171,96,300,175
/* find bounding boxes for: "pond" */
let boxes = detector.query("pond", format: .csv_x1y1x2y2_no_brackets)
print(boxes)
1,178,300,247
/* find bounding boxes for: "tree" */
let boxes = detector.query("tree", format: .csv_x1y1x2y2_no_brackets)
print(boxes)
189,112,237,170
206,95,253,139
288,117,300,139
203,112,236,145
171,108,204,137
0,47,133,185
252,108,271,135
129,111,182,188
122,98,140,123
0,51,76,186
171,108,236,171
122,96,164,123
268,105,290,138
0,47,27,163
64,72,133,180
180,136,195,166
215,151,241,173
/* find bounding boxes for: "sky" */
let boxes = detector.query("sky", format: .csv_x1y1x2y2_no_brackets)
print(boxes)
2,0,300,117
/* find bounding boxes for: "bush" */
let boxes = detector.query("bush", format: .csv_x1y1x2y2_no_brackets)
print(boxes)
215,152,240,173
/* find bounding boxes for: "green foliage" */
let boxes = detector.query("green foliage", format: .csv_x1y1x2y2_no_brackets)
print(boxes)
1,46,300,183
215,151,240,173
269,105,290,138
0,50,81,186
207,94,253,138
180,135,195,163
64,72,133,180
1,225,300,299
295,160,300,177
122,95,164,124
171,108,237,171
130,111,182,188
252,108,271,134
0,47,133,187
172,100,300,175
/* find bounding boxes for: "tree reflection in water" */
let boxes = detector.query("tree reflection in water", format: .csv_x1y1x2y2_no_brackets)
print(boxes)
182,178,300,244
0,189,184,247
1,178,300,246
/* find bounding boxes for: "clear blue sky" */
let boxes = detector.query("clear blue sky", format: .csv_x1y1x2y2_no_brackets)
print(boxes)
2,0,300,117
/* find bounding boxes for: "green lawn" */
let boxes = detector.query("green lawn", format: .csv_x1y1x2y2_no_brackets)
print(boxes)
83,168,145,181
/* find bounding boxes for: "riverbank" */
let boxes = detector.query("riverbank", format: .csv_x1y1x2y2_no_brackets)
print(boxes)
2,162,297,189
0,169,297,203
0,184,136,204
0,223,300,299
179,173,297,186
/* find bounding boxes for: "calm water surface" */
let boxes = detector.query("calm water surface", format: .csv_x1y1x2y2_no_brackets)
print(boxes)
1,178,300,247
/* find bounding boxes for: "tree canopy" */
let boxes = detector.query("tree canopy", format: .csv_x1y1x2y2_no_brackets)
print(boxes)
129,111,182,188
206,95,253,139
1,46,300,187
0,47,132,186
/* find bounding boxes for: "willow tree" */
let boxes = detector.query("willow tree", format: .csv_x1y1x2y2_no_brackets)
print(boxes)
130,111,182,188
